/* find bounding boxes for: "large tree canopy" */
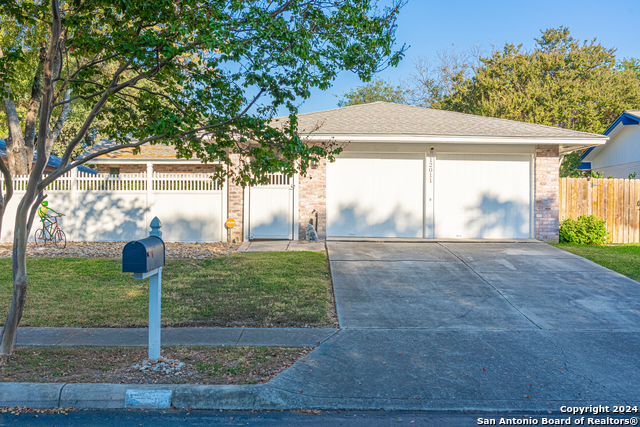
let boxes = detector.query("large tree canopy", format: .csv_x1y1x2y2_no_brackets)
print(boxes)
1,0,405,181
437,27,640,135
0,0,406,357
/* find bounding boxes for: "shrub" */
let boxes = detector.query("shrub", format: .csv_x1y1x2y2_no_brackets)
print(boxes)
559,215,609,245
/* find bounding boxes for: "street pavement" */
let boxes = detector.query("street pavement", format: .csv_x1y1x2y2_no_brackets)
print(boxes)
3,410,635,427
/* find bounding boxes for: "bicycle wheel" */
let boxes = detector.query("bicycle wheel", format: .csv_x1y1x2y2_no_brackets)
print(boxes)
34,229,46,246
54,229,66,249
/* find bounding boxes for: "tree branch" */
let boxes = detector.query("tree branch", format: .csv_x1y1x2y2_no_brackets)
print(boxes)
42,87,266,188
23,45,47,165
30,0,63,183
45,88,72,157
57,59,134,167
131,85,190,117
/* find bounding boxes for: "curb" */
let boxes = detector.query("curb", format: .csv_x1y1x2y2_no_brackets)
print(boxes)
1,382,639,411
0,382,287,410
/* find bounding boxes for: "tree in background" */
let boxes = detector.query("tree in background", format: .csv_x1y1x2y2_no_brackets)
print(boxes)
336,76,406,107
559,151,584,178
408,27,640,177
440,27,640,134
404,45,481,108
0,0,405,357
619,57,640,79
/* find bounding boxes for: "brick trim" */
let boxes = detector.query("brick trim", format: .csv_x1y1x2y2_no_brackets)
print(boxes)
298,158,327,239
534,145,560,243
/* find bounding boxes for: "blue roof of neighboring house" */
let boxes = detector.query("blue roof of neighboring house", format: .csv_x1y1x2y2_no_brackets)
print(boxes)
581,110,640,163
0,139,97,175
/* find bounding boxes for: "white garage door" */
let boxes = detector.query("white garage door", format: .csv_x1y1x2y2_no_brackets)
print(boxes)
434,153,531,239
327,154,424,237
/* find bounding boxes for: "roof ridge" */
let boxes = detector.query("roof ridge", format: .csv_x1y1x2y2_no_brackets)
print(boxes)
274,101,395,121
280,102,604,138
412,107,604,138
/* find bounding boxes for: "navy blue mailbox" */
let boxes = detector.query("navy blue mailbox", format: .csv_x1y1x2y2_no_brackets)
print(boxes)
122,217,165,360
122,236,165,274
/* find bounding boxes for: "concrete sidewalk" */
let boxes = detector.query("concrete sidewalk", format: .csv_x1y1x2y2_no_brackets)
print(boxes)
237,241,326,253
16,327,339,348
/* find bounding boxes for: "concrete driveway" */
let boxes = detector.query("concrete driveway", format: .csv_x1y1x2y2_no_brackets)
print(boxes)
267,242,640,411
328,242,640,330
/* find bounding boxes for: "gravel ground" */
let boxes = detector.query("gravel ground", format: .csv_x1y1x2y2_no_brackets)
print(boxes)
0,242,238,259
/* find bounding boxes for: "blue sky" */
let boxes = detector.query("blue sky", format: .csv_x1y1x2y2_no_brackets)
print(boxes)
296,0,639,114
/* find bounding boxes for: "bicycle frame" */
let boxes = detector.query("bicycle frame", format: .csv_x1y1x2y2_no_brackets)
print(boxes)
40,217,62,242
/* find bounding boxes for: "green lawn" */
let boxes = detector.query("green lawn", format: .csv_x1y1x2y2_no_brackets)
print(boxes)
553,243,640,282
0,252,337,328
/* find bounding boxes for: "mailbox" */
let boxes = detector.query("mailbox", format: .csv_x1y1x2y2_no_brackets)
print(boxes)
122,236,165,273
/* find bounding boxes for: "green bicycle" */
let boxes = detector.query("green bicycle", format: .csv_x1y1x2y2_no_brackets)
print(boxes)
34,201,66,248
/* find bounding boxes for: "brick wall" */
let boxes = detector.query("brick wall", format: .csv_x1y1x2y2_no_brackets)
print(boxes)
96,164,146,174
227,154,244,243
298,158,327,239
535,145,560,243
96,163,218,174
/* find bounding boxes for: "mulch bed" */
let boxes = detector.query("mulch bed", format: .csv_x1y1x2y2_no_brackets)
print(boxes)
0,242,238,259
1,346,311,385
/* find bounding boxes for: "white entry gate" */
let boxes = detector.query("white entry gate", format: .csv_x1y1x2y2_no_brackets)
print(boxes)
246,173,296,240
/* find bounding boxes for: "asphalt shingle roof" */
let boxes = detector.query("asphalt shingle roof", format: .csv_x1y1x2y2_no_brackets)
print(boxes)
78,140,179,160
80,102,606,161
275,102,604,139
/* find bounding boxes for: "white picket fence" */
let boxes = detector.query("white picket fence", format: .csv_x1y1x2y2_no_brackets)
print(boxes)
1,169,225,243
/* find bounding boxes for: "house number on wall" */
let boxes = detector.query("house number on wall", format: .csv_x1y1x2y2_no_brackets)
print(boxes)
428,156,433,184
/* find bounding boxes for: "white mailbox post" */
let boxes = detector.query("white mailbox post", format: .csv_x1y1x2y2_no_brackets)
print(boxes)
122,217,165,360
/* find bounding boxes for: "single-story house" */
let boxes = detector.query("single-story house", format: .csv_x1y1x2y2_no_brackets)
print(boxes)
1,139,96,175
83,102,607,243
580,110,640,178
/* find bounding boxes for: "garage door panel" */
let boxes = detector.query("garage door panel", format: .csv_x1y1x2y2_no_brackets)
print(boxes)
327,155,424,238
435,154,531,239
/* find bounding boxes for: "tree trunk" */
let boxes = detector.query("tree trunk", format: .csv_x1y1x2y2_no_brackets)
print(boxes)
0,47,31,176
0,160,13,239
0,196,31,355
0,0,62,357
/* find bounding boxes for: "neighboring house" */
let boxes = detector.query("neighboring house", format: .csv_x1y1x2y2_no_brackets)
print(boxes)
80,142,219,175
580,110,640,178
1,139,96,175
81,102,606,243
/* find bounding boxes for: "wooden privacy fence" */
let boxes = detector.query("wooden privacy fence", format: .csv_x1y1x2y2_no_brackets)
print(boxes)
560,178,640,244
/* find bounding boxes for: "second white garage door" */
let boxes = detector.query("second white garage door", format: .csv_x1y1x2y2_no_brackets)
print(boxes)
434,153,531,239
326,154,424,237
